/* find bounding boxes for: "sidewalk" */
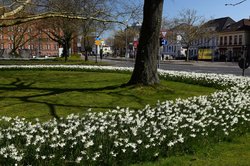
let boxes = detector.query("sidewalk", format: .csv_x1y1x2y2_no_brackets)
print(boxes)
163,60,239,68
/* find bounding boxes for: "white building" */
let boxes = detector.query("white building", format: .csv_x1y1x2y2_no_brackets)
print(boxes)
162,33,187,60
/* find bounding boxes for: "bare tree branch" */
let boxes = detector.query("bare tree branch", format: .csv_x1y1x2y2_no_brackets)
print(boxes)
1,0,31,19
0,12,124,27
0,0,129,27
225,0,247,6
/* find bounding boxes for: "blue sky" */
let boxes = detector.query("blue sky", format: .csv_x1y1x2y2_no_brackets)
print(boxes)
164,0,250,21
103,0,249,38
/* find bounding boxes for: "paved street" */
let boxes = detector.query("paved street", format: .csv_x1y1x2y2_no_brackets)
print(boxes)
95,56,250,77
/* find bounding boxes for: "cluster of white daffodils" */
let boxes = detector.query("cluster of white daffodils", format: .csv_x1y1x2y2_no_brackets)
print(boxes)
0,65,249,165
0,65,133,72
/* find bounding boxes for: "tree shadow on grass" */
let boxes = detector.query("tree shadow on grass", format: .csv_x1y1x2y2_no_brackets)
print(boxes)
0,78,143,120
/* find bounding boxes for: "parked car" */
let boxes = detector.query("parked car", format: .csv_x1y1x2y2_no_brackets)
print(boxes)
102,47,113,56
162,54,174,60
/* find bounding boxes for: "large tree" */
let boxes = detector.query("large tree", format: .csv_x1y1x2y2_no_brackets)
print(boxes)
172,9,207,61
127,0,164,85
40,18,78,61
40,0,111,61
1,23,39,57
113,27,139,57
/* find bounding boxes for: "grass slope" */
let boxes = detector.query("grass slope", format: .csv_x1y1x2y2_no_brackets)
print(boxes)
0,58,107,65
134,133,250,166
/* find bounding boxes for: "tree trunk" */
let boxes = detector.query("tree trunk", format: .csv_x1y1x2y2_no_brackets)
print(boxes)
62,42,69,62
83,36,89,61
61,37,72,62
61,32,72,62
186,46,189,61
127,0,164,85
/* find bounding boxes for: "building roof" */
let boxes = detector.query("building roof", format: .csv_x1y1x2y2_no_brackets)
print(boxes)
205,17,235,32
222,19,250,31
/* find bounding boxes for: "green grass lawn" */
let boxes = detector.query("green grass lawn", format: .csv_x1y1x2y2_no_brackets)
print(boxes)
0,57,108,65
1,70,249,166
0,70,216,121
133,133,250,166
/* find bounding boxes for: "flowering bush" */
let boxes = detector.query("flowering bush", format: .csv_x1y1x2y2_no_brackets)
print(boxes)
0,65,250,165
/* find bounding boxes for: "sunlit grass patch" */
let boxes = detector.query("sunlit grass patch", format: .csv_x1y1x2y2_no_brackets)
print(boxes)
134,133,250,166
0,70,215,121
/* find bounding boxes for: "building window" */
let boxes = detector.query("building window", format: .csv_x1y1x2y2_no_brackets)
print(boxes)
234,35,238,45
28,44,34,50
17,27,22,32
229,36,232,45
8,43,13,49
45,44,51,50
224,36,227,45
211,37,215,46
8,35,14,41
54,44,58,50
220,36,223,45
239,35,243,45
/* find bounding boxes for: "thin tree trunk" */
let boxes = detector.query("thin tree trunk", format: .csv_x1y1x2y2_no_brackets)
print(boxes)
83,36,89,61
62,41,69,62
186,47,189,61
128,0,164,85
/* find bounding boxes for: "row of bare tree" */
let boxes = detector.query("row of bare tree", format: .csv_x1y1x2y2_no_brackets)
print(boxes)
0,0,142,61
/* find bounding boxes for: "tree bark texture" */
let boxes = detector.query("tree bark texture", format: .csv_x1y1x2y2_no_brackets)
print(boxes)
128,0,164,85
61,32,72,62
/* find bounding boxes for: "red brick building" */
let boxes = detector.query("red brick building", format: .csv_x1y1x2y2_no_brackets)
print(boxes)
0,24,61,58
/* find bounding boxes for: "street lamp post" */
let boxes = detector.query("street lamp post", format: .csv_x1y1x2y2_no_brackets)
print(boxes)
238,46,249,76
124,20,129,59
125,26,128,58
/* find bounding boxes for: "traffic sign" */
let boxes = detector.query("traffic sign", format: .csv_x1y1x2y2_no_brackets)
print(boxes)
162,39,167,45
95,40,101,46
133,41,139,48
161,31,167,37
160,38,167,46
